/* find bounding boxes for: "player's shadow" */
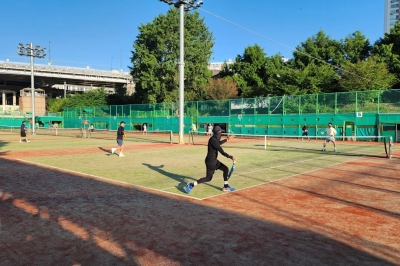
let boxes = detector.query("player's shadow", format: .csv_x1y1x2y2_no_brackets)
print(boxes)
142,163,220,192
97,147,115,156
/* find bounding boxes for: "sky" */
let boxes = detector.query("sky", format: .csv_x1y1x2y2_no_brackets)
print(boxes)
0,0,385,72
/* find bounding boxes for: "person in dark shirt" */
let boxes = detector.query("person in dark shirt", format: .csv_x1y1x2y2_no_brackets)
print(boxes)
111,121,126,157
19,121,30,143
302,124,310,141
185,125,236,194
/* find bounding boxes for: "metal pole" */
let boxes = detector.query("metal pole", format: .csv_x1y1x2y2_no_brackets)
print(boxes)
30,43,36,134
64,81,66,98
49,41,51,65
178,3,185,144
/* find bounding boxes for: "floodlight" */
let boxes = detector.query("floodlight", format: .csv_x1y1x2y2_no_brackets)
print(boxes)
16,42,47,135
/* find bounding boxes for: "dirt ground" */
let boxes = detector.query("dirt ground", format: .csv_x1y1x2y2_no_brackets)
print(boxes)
0,146,399,265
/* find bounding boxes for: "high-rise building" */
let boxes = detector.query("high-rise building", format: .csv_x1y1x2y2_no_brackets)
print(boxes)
384,0,400,34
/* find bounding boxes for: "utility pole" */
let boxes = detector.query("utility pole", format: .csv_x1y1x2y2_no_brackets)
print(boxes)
158,0,204,144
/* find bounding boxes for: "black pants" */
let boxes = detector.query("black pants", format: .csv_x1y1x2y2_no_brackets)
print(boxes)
197,160,229,184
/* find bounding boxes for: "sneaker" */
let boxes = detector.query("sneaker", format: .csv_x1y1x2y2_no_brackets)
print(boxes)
19,140,22,143
185,183,193,194
334,148,337,152
111,148,116,154
222,185,235,192
119,153,125,157
26,140,30,143
321,148,326,152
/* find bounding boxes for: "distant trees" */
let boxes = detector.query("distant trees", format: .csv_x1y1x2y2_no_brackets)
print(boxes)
51,12,400,110
130,8,214,104
204,77,238,100
47,88,108,112
219,29,396,99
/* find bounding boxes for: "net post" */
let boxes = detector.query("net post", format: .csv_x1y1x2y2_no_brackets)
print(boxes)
170,130,173,144
384,136,388,158
56,128,58,136
264,135,267,150
389,136,393,159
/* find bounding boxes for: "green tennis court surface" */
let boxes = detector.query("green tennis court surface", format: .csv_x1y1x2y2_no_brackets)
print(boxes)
0,132,397,199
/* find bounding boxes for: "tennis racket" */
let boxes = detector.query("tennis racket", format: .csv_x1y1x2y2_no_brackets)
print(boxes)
227,161,236,180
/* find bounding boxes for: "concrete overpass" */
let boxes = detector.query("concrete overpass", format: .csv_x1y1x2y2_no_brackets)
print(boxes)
0,60,133,95
0,60,134,114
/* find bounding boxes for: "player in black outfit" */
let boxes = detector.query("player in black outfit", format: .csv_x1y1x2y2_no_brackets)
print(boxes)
185,125,236,193
111,121,126,157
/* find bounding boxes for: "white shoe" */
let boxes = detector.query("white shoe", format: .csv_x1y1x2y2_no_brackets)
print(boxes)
26,140,30,143
19,140,22,143
119,153,125,157
111,148,116,154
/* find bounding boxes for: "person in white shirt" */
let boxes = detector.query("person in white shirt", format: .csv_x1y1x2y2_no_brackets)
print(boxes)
143,123,147,135
207,124,213,137
321,122,337,152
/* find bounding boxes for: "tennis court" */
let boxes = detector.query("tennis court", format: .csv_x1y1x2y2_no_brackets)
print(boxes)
1,130,399,265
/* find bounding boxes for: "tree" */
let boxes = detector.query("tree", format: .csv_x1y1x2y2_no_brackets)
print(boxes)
63,88,108,108
220,44,268,97
373,23,400,87
294,30,342,68
47,98,65,113
204,77,238,100
107,86,135,105
130,8,214,104
338,56,395,91
340,31,371,63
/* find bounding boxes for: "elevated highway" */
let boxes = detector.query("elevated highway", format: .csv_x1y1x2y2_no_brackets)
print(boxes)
0,60,133,95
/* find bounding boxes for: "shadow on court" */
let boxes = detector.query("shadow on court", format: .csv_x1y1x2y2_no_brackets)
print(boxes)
142,163,222,192
0,157,397,265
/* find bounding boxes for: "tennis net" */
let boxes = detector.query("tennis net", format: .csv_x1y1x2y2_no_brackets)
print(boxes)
34,128,174,144
0,125,20,133
189,131,394,159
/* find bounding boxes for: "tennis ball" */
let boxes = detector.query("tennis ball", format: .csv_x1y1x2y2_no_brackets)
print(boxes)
267,142,270,146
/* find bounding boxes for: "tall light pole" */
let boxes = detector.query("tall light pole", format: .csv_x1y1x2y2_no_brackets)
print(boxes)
18,43,46,134
159,0,204,144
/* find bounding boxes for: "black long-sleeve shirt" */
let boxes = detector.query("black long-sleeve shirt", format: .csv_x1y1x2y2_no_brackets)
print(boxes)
205,135,232,169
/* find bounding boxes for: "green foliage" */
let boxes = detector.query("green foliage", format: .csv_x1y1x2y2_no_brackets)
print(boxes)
294,30,342,68
47,98,66,113
107,86,135,105
338,56,395,91
220,44,269,97
130,8,213,104
204,77,238,100
63,88,108,108
373,24,400,87
340,31,371,63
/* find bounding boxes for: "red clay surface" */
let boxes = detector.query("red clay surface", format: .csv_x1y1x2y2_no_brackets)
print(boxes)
0,145,399,265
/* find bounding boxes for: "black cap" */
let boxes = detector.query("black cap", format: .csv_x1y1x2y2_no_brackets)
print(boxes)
120,121,125,124
213,125,225,133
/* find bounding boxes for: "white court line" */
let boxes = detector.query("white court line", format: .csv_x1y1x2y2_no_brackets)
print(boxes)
17,159,203,201
201,156,367,200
